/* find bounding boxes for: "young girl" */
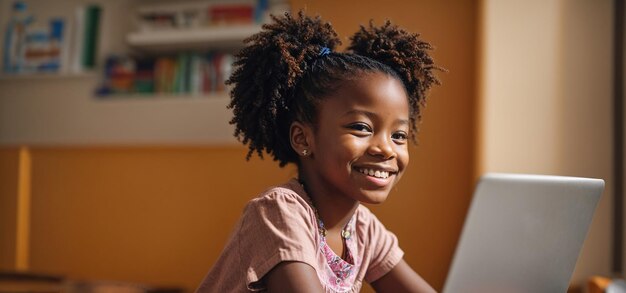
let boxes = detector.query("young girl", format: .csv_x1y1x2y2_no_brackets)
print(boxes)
197,11,441,293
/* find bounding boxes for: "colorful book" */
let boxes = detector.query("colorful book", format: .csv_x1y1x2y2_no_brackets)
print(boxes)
82,5,102,69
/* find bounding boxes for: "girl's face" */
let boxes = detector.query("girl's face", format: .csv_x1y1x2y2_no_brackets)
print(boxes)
308,72,410,204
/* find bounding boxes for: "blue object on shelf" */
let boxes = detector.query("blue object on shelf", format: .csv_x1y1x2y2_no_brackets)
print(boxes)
3,0,34,73
255,0,268,23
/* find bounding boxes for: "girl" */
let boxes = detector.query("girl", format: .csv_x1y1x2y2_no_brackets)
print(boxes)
197,11,441,293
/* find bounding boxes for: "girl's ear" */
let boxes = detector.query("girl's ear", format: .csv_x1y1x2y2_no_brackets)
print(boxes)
290,121,315,158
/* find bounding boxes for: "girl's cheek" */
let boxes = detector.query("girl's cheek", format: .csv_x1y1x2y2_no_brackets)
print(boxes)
398,147,410,168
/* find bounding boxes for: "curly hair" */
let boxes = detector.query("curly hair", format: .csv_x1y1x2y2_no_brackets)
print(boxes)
227,11,442,167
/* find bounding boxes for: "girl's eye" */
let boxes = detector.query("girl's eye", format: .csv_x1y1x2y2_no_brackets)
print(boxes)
347,123,372,133
392,131,408,143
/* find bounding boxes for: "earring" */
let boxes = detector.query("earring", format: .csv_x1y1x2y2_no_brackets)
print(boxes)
301,149,309,156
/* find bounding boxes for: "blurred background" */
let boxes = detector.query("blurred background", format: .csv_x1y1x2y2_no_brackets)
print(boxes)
0,0,619,292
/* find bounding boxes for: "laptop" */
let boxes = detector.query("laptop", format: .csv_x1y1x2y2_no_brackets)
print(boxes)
442,173,604,293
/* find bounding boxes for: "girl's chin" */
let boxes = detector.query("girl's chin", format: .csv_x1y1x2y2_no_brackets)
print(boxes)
357,190,391,205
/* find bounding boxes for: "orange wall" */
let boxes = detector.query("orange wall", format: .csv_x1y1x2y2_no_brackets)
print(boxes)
25,147,296,288
0,148,18,270
0,0,477,291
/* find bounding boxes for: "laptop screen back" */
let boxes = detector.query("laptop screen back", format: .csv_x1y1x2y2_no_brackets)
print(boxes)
443,173,604,293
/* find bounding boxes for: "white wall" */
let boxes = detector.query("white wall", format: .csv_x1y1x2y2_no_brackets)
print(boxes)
560,0,614,284
479,0,614,286
0,0,237,146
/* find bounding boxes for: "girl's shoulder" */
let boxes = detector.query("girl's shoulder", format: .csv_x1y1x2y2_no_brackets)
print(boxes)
243,178,315,220
353,204,394,239
255,178,307,200
354,204,376,225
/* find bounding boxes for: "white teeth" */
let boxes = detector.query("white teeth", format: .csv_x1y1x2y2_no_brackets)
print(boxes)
358,168,391,179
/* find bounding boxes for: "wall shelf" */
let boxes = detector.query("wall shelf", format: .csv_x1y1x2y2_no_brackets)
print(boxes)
126,25,262,52
0,71,98,81
96,92,230,101
0,0,268,146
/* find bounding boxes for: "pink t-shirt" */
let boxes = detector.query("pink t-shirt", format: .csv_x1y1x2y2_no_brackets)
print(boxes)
196,179,404,292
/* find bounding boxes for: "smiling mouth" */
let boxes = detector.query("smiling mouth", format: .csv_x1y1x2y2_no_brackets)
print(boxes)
356,168,394,179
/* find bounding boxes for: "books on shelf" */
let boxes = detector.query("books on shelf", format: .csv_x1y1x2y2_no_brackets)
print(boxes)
1,2,102,75
209,4,254,26
71,4,102,72
135,0,280,32
136,2,208,32
96,52,234,98
126,0,290,52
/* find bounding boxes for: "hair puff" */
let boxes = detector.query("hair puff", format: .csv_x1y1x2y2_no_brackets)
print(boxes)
226,11,341,166
348,20,444,134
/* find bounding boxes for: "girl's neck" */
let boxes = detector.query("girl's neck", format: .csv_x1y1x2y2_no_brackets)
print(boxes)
298,169,360,232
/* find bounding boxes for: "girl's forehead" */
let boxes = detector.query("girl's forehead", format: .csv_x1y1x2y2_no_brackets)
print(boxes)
342,71,405,94
318,73,410,117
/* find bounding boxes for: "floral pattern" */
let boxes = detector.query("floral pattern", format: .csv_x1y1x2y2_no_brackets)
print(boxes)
317,216,360,292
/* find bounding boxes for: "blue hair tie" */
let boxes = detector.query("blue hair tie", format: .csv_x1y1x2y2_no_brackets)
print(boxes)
319,47,331,56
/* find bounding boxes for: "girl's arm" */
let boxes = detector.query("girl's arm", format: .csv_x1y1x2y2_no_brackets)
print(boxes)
265,261,324,292
370,259,437,293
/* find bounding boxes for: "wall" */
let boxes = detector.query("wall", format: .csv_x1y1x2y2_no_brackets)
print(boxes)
0,0,237,145
26,147,297,288
0,148,19,270
479,0,614,286
0,0,478,291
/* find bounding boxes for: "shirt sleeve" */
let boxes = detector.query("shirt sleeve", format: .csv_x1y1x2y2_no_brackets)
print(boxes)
239,189,319,290
363,209,405,283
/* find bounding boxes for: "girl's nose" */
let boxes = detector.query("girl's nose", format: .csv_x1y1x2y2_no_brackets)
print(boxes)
368,135,395,159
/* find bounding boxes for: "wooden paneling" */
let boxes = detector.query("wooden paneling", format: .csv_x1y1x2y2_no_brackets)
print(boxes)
0,148,19,270
26,147,295,289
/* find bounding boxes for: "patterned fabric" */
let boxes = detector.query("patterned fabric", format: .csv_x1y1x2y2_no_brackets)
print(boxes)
316,216,360,292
